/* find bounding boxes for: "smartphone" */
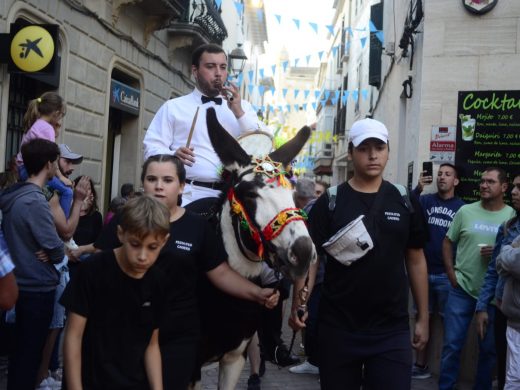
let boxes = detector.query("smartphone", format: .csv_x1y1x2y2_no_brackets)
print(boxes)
422,161,433,183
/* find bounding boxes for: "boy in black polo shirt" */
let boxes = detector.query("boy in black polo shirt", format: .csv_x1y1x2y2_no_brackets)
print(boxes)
61,196,170,390
290,118,429,390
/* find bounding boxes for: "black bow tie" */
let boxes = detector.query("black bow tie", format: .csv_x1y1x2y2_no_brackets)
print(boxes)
201,96,222,105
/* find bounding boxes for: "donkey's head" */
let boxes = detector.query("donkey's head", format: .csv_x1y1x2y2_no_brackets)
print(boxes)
207,108,317,280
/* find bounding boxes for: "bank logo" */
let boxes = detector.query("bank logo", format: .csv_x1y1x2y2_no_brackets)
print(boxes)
10,25,55,72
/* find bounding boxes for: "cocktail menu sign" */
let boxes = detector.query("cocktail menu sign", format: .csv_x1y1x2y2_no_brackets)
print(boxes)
456,90,520,202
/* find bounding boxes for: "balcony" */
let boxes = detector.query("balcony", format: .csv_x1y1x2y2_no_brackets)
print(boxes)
112,0,188,45
168,0,228,50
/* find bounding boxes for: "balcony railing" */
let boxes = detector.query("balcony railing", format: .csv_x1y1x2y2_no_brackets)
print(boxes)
172,0,228,44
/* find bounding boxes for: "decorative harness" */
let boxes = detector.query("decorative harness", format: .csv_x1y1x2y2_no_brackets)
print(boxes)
226,156,307,264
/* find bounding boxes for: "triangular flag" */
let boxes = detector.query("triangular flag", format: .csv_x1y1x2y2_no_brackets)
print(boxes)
248,84,254,95
303,103,308,111
360,37,367,48
257,9,264,23
361,89,368,100
294,89,300,99
341,95,347,105
259,85,265,95
312,102,317,110
283,88,288,99
282,60,289,72
345,41,350,51
293,19,300,30
294,104,299,111
309,22,318,34
271,65,276,75
326,25,334,35
369,20,377,33
346,27,353,36
294,58,300,67
332,46,338,57
270,105,275,113
324,90,330,100
237,73,243,87
304,90,310,100
376,31,384,43
306,55,311,65
275,14,281,24
314,90,321,99
248,70,254,83
270,86,276,95
278,105,284,112
331,97,338,105
334,90,340,100
343,90,350,99
318,51,324,61
215,0,222,8
286,105,291,112
352,90,359,102
259,68,265,79
321,99,327,106
234,2,244,17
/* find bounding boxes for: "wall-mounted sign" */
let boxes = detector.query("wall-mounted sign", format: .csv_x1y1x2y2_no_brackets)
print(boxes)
110,79,140,116
407,161,414,192
8,24,58,74
430,126,456,162
462,0,498,15
455,90,520,202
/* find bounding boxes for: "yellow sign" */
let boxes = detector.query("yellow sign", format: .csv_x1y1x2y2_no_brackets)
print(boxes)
10,25,55,72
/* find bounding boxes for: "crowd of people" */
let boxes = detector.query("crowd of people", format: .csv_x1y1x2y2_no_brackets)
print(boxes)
0,41,519,390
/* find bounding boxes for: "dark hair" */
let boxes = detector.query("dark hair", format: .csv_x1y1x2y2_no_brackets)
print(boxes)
505,173,520,234
119,196,170,240
315,180,330,190
191,43,226,67
22,91,65,132
439,163,460,179
21,139,60,176
141,155,186,184
484,167,508,184
120,183,135,198
109,196,126,213
348,140,390,154
74,175,98,214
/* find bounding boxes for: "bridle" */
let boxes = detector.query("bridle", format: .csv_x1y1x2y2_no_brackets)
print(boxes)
226,156,307,266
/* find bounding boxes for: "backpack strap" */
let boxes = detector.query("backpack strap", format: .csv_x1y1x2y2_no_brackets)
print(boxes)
326,183,414,213
393,183,414,213
327,185,338,212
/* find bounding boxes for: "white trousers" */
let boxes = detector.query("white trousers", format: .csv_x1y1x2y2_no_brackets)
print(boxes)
505,325,520,389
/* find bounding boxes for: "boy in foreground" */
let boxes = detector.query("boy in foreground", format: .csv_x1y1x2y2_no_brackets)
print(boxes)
61,196,170,390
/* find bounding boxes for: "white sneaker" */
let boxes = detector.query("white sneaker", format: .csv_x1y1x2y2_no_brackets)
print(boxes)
35,377,53,390
288,360,319,374
64,239,79,250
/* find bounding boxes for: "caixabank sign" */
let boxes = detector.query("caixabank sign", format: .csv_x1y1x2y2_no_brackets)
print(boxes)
1,23,59,74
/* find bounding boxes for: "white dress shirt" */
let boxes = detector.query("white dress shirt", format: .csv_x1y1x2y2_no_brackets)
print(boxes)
143,89,265,204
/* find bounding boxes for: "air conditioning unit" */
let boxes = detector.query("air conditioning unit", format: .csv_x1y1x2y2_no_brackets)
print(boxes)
341,53,349,62
336,66,343,74
323,142,333,150
318,149,333,158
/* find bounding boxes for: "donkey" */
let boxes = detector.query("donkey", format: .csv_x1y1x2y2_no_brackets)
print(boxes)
190,108,317,389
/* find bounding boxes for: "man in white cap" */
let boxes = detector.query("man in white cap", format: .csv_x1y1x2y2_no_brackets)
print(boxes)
290,118,429,389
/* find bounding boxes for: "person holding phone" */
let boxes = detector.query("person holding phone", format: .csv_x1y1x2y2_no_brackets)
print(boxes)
143,43,266,206
410,163,465,379
439,168,515,390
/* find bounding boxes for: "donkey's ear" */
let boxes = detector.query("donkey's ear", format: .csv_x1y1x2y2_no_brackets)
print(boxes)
206,108,251,168
268,126,311,166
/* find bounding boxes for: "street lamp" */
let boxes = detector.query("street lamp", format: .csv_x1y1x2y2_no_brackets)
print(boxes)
228,43,248,77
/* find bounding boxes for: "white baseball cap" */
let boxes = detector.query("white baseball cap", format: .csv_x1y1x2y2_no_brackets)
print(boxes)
349,118,389,147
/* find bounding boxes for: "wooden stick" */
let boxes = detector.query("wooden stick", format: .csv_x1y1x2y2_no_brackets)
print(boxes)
186,106,200,148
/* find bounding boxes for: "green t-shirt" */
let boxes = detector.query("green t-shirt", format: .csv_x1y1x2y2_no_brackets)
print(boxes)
447,201,515,299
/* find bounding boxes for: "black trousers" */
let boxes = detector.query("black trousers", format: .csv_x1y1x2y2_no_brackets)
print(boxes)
318,323,412,390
